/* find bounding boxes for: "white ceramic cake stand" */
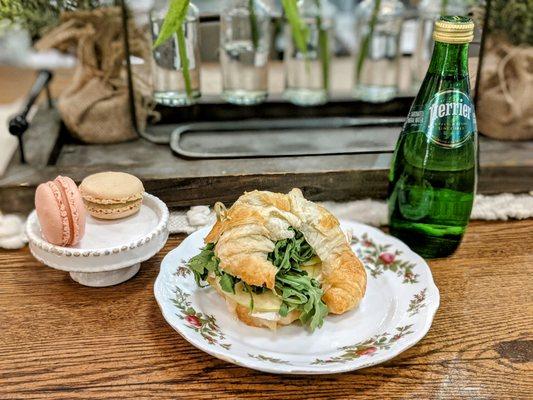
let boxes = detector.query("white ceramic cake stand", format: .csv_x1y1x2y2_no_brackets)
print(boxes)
26,193,169,287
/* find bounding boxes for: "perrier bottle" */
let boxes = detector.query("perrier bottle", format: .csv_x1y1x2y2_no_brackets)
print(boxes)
388,16,477,258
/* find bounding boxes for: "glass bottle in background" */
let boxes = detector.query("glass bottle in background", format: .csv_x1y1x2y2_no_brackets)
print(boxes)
149,0,201,106
283,0,334,106
411,0,469,91
388,17,477,258
220,0,271,105
353,0,404,103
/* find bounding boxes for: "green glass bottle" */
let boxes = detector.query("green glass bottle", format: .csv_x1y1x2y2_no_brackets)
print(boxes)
388,16,477,258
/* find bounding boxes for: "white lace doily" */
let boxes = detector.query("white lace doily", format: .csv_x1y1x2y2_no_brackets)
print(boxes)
2,193,532,249
168,192,533,235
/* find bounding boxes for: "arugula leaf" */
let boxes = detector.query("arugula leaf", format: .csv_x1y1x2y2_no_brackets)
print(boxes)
268,228,329,331
187,227,329,331
187,243,215,287
279,302,290,317
219,273,236,294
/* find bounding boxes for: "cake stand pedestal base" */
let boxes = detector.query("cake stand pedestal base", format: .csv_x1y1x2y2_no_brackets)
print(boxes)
69,263,141,287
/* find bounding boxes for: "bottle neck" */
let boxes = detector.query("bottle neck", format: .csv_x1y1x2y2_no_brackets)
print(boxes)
428,41,469,77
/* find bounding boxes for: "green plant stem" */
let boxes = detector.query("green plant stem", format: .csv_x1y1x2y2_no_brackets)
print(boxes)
176,24,193,98
248,0,260,50
282,0,313,78
313,0,330,92
281,0,309,56
356,0,381,82
441,0,449,16
153,0,192,99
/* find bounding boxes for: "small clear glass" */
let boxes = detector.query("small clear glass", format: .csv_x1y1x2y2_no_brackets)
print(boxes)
220,0,271,105
283,0,334,106
149,0,201,106
353,0,404,103
411,0,469,90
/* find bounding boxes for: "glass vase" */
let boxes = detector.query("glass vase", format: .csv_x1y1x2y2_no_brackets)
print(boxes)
220,0,271,105
411,0,470,91
353,0,404,103
149,0,201,106
283,0,334,106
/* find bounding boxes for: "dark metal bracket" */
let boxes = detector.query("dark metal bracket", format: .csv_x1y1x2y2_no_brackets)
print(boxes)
8,69,53,164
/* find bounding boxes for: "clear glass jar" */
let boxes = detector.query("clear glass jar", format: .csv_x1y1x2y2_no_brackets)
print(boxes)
149,0,201,106
220,0,271,105
411,0,469,91
353,0,404,103
283,0,334,106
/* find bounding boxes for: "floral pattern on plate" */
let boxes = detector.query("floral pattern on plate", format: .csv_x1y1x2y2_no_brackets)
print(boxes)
172,285,231,350
352,232,419,283
155,220,439,374
312,325,414,364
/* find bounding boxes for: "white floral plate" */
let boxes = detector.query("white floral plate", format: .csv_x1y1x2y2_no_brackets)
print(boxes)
154,220,439,374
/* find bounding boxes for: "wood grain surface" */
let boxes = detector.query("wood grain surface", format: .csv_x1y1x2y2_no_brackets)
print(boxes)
1,220,532,399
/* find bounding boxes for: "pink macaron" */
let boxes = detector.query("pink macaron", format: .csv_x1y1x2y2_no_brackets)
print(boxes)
35,176,86,247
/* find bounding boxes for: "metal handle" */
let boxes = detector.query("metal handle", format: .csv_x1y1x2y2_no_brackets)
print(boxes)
8,70,53,164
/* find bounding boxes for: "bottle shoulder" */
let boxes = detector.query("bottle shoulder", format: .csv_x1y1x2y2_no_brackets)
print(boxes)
413,73,472,105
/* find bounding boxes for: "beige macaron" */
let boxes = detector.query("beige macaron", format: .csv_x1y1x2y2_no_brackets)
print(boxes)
79,172,144,220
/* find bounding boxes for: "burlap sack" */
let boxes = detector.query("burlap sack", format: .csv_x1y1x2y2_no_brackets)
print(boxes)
477,38,533,140
36,7,152,144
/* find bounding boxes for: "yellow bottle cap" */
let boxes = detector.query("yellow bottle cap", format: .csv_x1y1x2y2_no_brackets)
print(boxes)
433,16,474,44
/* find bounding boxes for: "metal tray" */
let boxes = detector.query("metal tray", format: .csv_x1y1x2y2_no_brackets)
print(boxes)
140,96,413,144
170,117,404,159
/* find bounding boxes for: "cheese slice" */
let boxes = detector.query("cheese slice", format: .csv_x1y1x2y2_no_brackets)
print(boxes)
250,311,281,321
210,276,282,312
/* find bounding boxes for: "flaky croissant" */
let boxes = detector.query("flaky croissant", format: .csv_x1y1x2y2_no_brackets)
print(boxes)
205,189,366,325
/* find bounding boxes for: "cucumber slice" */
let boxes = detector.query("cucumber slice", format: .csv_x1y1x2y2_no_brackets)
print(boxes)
301,264,321,279
302,255,321,266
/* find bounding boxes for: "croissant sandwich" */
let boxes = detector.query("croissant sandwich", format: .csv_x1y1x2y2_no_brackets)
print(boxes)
187,189,367,331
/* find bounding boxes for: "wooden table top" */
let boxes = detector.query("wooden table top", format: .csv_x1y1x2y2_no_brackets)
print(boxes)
1,219,532,399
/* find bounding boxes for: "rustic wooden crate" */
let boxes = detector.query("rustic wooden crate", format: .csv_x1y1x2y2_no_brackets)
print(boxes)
1,107,531,214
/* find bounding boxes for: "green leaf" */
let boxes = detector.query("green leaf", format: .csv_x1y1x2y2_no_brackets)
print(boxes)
187,243,218,287
190,227,329,331
281,0,309,56
268,228,329,331
279,302,289,317
219,273,236,294
153,0,193,98
188,247,211,272
153,0,191,48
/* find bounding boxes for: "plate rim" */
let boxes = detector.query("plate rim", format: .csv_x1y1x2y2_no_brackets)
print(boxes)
154,220,440,374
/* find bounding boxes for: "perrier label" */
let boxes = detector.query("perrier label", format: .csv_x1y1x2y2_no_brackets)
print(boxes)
388,16,477,258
